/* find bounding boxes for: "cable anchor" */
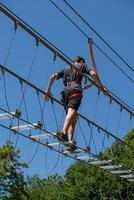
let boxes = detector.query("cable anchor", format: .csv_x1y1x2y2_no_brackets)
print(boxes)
14,20,18,32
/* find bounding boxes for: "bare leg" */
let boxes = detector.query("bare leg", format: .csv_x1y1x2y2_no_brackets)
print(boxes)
68,117,77,143
62,107,77,140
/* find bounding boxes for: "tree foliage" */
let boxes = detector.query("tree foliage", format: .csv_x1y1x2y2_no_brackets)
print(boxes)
0,141,28,200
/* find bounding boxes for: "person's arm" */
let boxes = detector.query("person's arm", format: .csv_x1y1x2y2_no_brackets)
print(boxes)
45,73,58,101
45,70,64,101
90,70,109,96
84,64,109,96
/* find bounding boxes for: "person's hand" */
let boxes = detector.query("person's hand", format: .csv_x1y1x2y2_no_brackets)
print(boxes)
101,86,109,96
45,90,51,101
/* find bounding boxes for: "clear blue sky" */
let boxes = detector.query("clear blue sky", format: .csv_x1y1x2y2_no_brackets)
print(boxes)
0,0,133,177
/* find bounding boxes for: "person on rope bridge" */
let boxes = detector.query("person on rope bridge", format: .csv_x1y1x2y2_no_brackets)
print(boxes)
45,56,108,150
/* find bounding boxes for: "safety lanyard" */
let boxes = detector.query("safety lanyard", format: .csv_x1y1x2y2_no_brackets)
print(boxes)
88,37,99,76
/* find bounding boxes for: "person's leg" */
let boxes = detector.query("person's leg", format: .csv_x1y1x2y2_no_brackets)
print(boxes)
67,115,77,143
62,107,76,137
56,108,76,142
58,96,81,143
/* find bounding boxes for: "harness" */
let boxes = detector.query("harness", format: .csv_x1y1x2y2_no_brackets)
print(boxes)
67,91,83,100
61,79,83,104
65,81,83,100
65,80,79,86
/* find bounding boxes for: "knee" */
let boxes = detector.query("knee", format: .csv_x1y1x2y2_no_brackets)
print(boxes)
67,108,76,119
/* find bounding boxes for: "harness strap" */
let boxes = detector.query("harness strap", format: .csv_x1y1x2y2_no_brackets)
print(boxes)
83,83,93,90
65,81,79,86
68,91,83,100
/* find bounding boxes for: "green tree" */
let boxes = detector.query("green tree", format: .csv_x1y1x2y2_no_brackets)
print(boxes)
25,174,64,200
0,141,28,200
104,128,134,169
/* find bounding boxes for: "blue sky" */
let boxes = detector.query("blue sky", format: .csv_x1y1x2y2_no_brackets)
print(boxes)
0,0,134,177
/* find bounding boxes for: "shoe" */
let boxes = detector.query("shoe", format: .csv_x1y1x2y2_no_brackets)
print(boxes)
66,141,77,152
56,132,68,142
69,140,76,145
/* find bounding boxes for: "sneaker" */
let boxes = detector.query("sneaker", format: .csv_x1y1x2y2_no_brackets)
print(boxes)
68,140,76,145
66,141,77,152
56,132,68,142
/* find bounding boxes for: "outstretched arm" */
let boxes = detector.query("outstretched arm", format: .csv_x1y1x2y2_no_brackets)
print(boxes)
45,73,58,101
90,70,109,96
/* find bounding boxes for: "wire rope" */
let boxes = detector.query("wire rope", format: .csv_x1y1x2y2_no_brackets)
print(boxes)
49,0,134,85
62,0,134,74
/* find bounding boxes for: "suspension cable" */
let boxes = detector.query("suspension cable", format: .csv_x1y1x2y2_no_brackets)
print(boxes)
0,21,17,80
48,0,134,85
62,0,134,74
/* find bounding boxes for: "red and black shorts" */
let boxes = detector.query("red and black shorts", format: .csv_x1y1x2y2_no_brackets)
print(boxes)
62,91,83,112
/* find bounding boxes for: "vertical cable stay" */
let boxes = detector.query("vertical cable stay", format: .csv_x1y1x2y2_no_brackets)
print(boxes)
37,90,46,129
27,130,41,165
19,39,39,109
4,21,17,64
106,97,112,130
87,122,98,155
26,38,39,82
2,70,11,113
0,21,18,128
1,70,13,144
0,19,17,153
88,89,100,148
13,117,20,149
77,118,88,147
26,89,44,166
50,98,59,131
19,80,32,137
28,91,46,165
116,105,123,137
100,130,107,154
101,98,113,152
